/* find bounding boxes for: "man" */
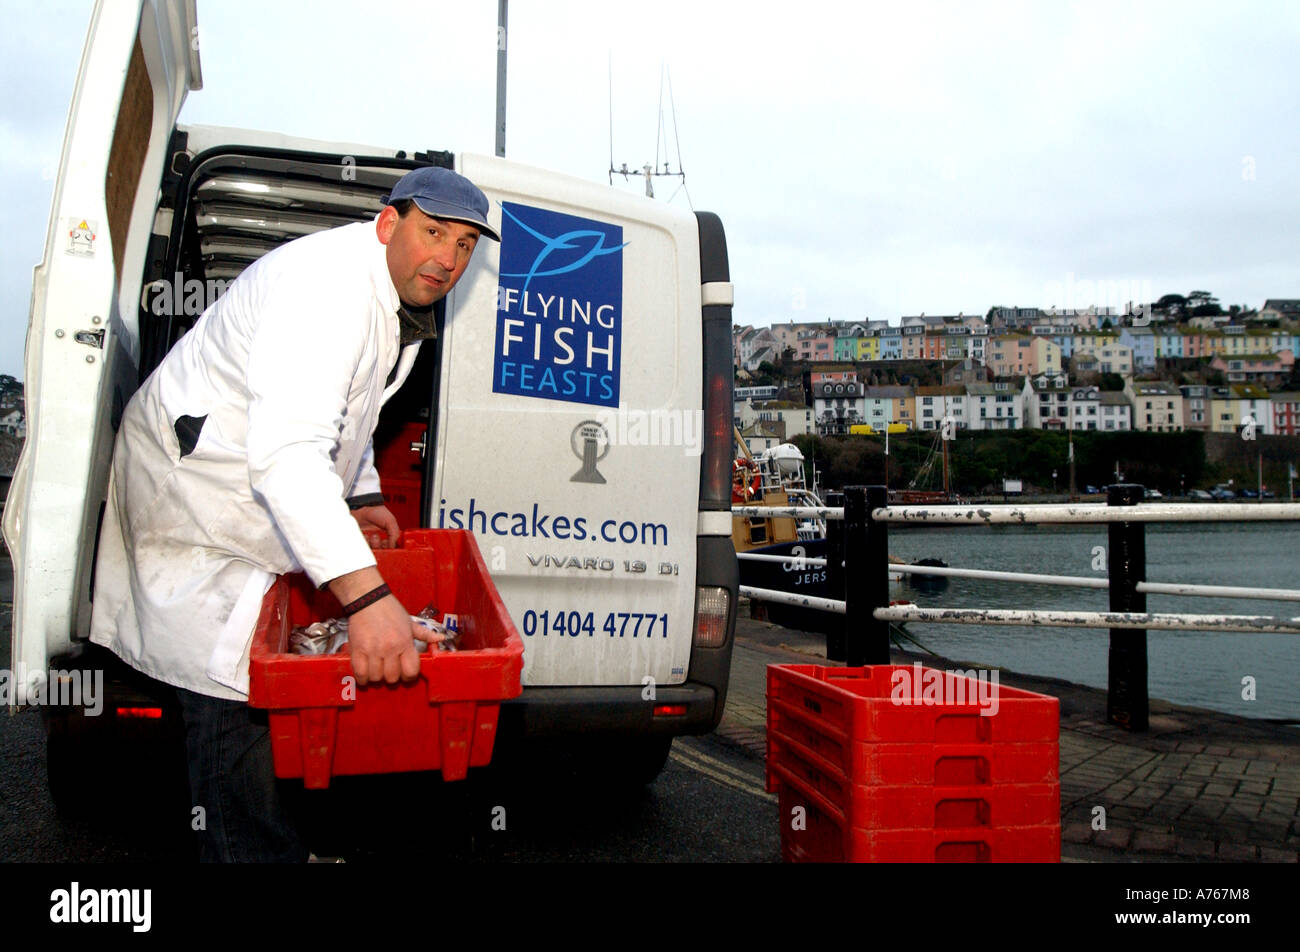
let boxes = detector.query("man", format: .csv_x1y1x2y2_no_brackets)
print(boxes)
89,166,499,861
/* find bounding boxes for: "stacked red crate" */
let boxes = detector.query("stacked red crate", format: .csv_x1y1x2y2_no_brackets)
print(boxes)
766,663,1060,863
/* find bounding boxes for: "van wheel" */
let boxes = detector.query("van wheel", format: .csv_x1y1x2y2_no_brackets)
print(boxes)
45,710,108,818
604,737,673,786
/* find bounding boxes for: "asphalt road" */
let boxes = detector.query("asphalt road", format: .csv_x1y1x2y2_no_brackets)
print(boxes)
0,553,778,863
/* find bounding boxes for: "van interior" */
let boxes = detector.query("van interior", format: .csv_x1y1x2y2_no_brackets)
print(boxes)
140,135,447,514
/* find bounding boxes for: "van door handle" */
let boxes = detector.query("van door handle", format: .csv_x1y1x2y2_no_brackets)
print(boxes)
74,329,105,349
410,435,426,459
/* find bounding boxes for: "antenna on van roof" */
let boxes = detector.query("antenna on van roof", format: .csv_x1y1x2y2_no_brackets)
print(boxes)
608,59,691,207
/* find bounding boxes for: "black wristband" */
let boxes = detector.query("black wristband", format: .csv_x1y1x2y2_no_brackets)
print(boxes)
341,583,391,617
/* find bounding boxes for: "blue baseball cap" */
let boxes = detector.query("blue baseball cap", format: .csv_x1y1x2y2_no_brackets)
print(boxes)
386,167,500,242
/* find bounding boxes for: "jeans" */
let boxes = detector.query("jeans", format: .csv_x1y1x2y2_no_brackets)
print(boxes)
174,686,309,863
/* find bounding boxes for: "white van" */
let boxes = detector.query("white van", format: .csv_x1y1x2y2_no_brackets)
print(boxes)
4,0,737,802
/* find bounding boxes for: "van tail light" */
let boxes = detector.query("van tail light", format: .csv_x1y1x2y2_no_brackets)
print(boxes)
654,704,687,717
693,586,730,647
115,707,163,719
700,368,732,506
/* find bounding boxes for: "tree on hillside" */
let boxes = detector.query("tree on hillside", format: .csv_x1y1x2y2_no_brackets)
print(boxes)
1186,290,1224,317
1153,294,1187,320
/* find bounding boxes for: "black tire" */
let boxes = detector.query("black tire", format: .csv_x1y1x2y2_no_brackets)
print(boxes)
602,736,673,786
45,709,107,818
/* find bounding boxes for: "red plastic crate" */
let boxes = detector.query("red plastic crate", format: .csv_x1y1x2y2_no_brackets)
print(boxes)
768,734,1060,830
767,664,1059,749
766,663,1061,862
769,696,1058,786
248,529,523,788
373,422,426,531
776,783,1060,863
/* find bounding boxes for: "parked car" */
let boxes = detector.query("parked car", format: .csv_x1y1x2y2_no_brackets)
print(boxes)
1240,489,1258,499
1210,487,1236,500
1188,489,1213,500
1143,488,1163,499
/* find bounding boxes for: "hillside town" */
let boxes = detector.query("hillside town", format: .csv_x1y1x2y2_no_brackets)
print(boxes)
734,295,1300,453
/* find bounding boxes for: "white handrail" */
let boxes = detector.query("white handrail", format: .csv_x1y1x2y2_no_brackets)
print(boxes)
873,502,1300,524
872,605,1300,634
739,585,846,614
732,505,844,520
736,552,828,567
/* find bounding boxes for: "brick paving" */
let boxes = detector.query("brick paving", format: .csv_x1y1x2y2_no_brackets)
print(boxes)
723,603,1300,862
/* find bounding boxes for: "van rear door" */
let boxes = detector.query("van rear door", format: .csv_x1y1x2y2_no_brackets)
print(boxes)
433,154,703,688
3,0,200,704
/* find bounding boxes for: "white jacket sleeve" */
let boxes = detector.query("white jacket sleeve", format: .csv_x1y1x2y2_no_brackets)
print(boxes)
243,273,378,588
347,440,383,504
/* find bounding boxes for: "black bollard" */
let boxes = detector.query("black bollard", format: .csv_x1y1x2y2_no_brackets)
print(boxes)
845,485,892,667
825,491,846,661
1106,483,1149,731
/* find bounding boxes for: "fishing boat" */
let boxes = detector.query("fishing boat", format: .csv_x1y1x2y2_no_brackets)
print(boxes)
733,434,916,633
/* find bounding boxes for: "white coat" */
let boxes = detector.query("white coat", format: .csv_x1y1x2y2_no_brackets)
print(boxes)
90,218,419,700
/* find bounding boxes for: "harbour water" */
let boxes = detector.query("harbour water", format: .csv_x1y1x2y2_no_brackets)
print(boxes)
885,520,1300,722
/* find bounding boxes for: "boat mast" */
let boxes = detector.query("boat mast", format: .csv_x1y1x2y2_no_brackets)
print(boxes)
942,430,950,497
884,423,890,489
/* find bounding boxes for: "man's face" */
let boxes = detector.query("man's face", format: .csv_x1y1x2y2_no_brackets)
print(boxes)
377,204,481,307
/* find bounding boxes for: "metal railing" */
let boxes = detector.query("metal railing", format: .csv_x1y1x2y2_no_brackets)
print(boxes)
736,485,1300,731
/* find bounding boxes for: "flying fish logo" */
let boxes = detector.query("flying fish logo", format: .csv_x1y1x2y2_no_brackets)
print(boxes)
494,202,625,409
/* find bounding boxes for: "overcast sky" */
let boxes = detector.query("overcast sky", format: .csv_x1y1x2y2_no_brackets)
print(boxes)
3,0,1298,380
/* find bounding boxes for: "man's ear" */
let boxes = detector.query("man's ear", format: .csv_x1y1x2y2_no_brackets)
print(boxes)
376,205,399,245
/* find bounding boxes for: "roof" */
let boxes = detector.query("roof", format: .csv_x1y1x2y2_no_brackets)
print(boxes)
740,420,784,438
863,386,912,399
1230,385,1271,399
1099,392,1130,407
1129,381,1179,396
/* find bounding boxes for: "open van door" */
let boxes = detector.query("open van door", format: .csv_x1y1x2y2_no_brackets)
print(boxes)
3,0,200,705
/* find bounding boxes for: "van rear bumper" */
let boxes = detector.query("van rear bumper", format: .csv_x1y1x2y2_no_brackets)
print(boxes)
498,683,720,738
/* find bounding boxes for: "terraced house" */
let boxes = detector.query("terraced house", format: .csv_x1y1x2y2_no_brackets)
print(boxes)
1124,380,1184,432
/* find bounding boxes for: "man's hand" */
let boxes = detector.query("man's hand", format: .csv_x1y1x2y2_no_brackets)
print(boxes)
346,594,423,686
350,504,400,549
328,566,421,686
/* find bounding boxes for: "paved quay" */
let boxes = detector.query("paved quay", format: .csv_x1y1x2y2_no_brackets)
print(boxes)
717,603,1300,863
